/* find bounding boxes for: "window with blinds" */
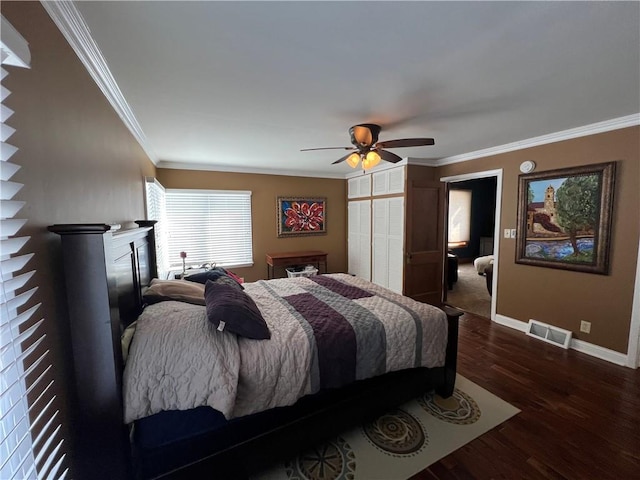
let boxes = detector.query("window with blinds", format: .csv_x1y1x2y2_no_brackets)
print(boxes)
165,189,253,269
144,177,169,280
448,189,472,248
1,16,67,480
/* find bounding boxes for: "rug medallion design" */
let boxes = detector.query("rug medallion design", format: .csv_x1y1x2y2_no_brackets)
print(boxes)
255,375,519,480
363,408,427,456
284,436,356,480
418,388,482,425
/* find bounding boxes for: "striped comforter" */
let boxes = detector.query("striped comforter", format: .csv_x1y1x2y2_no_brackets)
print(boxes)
124,274,448,422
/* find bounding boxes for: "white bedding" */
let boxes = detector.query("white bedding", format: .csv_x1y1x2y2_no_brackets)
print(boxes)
123,301,240,423
474,255,494,274
123,274,448,423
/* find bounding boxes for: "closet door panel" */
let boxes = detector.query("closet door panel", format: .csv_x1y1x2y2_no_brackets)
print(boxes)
348,175,372,199
348,200,371,280
372,197,404,290
372,199,388,287
358,200,371,280
372,237,388,287
386,197,405,293
387,236,404,293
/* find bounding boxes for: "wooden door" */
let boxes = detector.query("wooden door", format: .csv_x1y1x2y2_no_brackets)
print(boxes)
404,179,445,305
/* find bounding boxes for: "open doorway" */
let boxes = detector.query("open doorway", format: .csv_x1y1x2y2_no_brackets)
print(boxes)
441,169,503,320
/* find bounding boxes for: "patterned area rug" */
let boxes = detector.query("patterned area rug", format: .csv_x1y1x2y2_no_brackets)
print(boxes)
253,375,519,480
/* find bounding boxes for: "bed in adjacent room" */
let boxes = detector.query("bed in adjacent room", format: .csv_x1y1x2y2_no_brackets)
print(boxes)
49,222,461,479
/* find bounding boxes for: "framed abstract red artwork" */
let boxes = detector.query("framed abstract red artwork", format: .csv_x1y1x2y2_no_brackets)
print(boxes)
277,197,326,237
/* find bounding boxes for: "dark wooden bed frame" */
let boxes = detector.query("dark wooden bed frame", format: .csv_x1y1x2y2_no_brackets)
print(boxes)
49,222,462,480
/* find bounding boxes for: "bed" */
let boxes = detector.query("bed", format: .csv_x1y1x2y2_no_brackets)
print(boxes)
473,254,494,275
49,222,462,480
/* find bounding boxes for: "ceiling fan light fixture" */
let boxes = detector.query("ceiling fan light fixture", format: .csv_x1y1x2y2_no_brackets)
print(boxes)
350,124,380,147
346,152,361,168
302,123,433,168
351,125,373,147
362,150,381,170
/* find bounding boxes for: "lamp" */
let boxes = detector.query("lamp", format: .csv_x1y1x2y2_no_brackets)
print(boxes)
361,150,381,170
345,150,382,170
180,251,187,275
346,152,360,168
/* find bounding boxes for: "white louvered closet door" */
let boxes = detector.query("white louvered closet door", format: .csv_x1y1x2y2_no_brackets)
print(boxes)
372,197,405,293
347,199,371,280
1,16,67,480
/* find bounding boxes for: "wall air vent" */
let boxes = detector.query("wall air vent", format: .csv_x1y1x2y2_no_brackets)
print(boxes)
526,319,572,349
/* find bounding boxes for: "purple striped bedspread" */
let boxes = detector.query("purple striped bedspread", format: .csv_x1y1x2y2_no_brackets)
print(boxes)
123,273,448,422
233,274,448,418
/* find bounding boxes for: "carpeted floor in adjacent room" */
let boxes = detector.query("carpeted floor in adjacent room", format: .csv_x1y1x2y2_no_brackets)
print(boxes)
446,263,491,319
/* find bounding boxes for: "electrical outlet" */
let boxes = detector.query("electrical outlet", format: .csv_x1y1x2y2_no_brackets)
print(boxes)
580,321,591,334
504,229,511,238
510,229,517,238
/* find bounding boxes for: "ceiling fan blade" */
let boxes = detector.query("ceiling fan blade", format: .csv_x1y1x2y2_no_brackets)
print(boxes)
376,138,435,149
332,152,354,165
378,149,403,164
300,146,355,152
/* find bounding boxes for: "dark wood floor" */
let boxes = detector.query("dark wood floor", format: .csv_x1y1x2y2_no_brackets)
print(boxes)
411,312,640,480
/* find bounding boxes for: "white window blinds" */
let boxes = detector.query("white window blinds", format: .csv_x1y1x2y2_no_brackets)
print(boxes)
1,16,67,480
165,190,253,269
448,189,472,246
144,177,169,280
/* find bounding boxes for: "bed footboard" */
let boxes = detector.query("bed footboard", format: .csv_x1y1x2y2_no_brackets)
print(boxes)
439,305,463,397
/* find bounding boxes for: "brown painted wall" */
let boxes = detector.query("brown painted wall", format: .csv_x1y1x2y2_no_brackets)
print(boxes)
156,169,347,281
2,2,156,473
437,127,640,353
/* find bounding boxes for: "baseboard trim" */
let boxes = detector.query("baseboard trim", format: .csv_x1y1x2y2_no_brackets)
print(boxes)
493,314,629,367
494,314,529,332
570,339,628,366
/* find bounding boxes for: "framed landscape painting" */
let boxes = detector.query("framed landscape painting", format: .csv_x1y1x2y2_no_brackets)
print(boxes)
515,162,616,274
277,197,326,237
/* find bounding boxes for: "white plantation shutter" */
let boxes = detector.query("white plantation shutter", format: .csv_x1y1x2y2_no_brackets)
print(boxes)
1,16,67,480
165,189,253,268
144,177,169,279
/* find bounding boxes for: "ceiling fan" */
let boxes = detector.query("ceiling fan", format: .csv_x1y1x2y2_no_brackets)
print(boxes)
301,123,435,170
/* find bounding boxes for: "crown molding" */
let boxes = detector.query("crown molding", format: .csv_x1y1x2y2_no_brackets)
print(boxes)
157,160,346,179
438,114,640,166
344,158,420,179
41,0,158,164
406,157,440,167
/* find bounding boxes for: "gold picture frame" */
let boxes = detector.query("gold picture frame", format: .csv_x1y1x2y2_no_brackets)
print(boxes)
277,197,326,237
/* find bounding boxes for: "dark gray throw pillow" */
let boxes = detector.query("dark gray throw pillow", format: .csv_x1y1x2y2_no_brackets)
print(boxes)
184,267,227,284
204,281,270,340
185,268,244,290
211,275,244,291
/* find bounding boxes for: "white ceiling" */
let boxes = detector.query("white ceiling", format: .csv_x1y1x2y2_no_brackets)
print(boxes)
69,1,639,178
